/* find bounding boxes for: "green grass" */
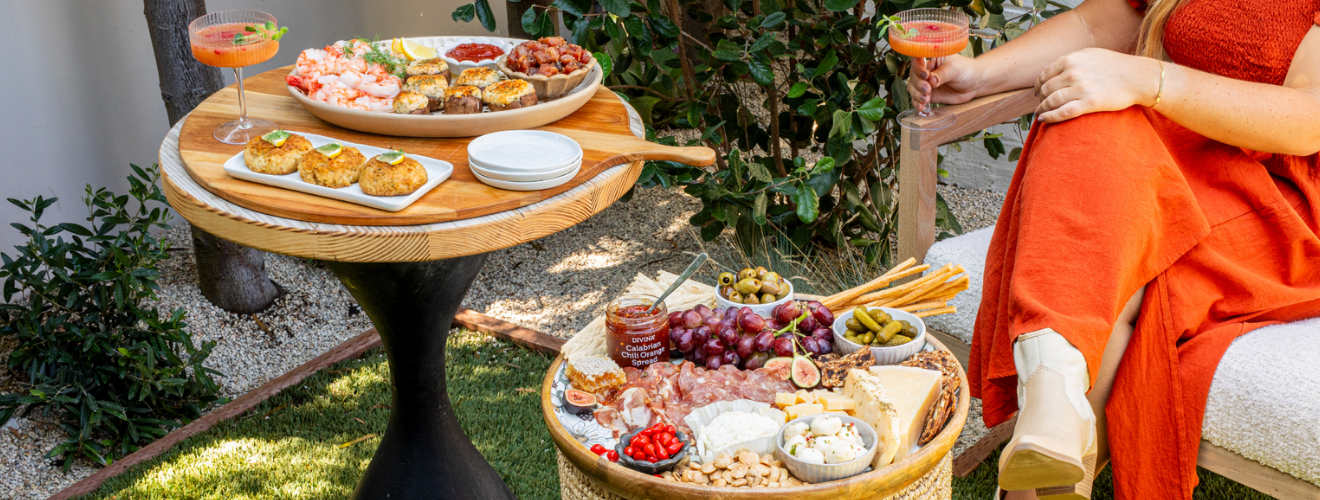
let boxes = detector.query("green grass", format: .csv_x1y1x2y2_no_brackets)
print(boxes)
82,330,556,500
82,329,1274,500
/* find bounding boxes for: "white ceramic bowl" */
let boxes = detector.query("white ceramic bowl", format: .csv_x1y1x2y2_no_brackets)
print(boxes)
775,414,878,483
432,36,519,79
467,130,583,172
713,280,793,318
471,162,581,191
469,157,581,182
832,307,927,365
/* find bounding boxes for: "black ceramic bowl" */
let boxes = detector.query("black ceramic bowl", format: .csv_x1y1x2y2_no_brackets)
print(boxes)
614,429,692,474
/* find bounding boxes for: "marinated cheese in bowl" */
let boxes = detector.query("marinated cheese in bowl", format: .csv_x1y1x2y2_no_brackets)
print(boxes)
696,411,780,460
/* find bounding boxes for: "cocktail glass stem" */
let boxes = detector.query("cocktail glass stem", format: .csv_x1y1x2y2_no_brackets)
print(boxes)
212,65,277,144
234,67,249,127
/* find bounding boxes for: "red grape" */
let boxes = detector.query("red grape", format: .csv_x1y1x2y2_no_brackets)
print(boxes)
694,304,713,318
676,329,696,352
765,319,784,332
816,336,834,355
669,327,684,347
704,338,725,355
773,337,795,357
739,306,754,318
812,327,834,343
753,331,775,352
668,311,683,329
718,327,739,346
736,336,755,358
725,306,740,319
722,350,740,366
801,336,819,355
705,355,722,369
693,345,707,363
681,310,703,329
813,305,835,325
745,351,770,369
776,302,800,324
693,326,711,345
806,300,823,310
702,316,722,330
799,315,819,334
738,313,765,333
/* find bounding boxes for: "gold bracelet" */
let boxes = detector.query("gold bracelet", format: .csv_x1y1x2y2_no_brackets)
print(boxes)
1153,60,1165,108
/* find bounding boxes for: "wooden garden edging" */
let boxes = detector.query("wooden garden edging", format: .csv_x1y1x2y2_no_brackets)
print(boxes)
48,308,566,499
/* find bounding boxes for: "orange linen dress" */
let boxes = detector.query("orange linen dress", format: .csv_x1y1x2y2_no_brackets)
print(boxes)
969,2,1320,499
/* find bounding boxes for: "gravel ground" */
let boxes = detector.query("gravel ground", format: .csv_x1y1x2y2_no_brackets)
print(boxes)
0,184,1005,499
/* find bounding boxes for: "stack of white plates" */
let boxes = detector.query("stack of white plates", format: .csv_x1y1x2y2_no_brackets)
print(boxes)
467,130,584,191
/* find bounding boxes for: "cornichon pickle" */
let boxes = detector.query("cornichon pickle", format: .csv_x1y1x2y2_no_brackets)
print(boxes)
882,334,913,347
854,306,884,333
858,333,875,345
845,318,865,332
876,321,904,343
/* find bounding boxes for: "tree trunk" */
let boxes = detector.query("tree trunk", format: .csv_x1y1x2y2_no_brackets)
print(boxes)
146,0,283,313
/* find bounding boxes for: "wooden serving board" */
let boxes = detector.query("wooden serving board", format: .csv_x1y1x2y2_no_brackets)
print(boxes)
179,66,714,226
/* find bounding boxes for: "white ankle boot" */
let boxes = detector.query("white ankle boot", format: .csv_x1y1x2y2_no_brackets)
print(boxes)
998,329,1097,498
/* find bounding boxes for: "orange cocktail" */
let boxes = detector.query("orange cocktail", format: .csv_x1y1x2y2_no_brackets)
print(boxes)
190,23,279,68
886,8,970,131
188,10,287,144
888,21,969,59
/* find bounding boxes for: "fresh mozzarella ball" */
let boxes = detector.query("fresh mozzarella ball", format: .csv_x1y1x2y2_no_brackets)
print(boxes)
824,444,859,464
783,422,810,440
811,435,840,455
784,434,808,453
837,423,863,445
796,447,826,465
810,415,843,437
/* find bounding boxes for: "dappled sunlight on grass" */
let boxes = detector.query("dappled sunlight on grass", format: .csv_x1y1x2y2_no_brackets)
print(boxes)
84,330,557,500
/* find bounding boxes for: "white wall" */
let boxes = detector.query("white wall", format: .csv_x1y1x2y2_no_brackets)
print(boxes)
0,0,504,254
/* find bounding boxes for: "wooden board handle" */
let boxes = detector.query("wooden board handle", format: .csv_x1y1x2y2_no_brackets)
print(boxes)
591,135,716,167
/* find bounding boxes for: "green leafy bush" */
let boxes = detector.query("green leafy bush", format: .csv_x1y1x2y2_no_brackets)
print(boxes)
0,164,222,467
456,0,1064,263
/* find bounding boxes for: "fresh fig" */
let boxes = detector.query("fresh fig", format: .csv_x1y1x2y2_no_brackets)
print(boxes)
790,355,822,388
564,389,597,414
764,356,794,380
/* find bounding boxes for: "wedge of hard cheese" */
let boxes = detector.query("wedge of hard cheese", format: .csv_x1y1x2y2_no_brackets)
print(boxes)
842,368,901,467
869,365,942,460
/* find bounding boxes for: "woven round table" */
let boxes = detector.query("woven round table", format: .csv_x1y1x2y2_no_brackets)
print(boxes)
539,335,970,500
161,68,713,500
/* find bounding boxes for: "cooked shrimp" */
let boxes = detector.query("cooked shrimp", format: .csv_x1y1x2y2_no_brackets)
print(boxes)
289,40,404,112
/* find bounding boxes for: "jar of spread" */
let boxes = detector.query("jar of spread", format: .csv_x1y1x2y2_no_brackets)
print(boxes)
605,294,670,369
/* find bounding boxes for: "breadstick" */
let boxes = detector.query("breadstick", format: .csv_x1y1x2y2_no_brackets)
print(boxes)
897,301,947,312
916,276,969,303
822,260,926,309
877,265,960,308
846,264,948,306
915,306,956,318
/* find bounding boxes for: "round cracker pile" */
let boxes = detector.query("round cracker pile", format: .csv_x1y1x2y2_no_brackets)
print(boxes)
660,451,809,488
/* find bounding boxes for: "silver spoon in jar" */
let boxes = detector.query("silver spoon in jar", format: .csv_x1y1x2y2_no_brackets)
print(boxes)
647,252,709,313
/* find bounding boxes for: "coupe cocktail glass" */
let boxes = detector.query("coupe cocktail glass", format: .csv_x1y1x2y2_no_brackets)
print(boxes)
889,8,970,131
189,10,281,144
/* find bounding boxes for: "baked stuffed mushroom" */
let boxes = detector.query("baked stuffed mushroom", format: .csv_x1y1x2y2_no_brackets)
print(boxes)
482,79,538,112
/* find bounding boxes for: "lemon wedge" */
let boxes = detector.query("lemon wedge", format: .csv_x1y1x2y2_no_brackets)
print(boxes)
378,150,406,165
261,129,290,147
399,39,436,61
314,142,343,158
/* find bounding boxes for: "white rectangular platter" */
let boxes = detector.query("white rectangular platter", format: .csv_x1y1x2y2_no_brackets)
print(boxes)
222,131,453,212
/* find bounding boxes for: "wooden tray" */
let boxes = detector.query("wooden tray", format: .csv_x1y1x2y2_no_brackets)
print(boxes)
540,334,970,499
179,66,713,226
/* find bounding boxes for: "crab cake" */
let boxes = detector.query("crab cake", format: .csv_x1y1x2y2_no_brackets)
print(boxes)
359,152,428,196
453,67,505,89
482,79,538,112
297,143,368,188
393,91,431,115
243,130,313,175
406,58,448,77
443,85,483,115
403,75,448,111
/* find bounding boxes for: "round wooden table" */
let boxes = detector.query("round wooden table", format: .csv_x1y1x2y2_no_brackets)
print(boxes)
161,67,714,500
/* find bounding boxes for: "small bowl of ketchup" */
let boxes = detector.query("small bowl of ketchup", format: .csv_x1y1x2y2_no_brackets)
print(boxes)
437,36,516,79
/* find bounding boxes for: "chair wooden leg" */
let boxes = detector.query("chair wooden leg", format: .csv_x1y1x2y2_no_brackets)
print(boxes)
898,127,939,266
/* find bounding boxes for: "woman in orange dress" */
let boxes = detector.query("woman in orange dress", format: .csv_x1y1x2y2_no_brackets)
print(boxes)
909,1,1320,499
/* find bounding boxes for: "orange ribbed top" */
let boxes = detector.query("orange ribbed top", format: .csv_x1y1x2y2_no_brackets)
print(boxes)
1129,0,1320,85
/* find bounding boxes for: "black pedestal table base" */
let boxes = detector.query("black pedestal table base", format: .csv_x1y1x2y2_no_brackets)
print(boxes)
326,254,516,500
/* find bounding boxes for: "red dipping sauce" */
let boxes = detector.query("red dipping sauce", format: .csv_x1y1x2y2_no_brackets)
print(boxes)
446,43,505,62
605,295,670,369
